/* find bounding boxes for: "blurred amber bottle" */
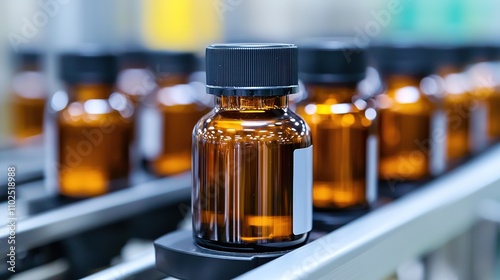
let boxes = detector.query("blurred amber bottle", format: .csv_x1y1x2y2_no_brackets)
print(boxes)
192,44,312,252
434,46,481,165
372,44,446,182
140,51,209,176
493,47,500,140
467,45,500,144
295,41,377,210
46,52,134,197
116,50,157,170
11,52,46,140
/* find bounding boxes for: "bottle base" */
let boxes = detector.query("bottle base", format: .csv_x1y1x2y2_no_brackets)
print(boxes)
193,233,309,253
313,208,369,232
156,230,290,280
313,203,370,212
57,176,129,198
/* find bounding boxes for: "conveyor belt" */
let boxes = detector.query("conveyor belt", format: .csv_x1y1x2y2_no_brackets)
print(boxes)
0,172,191,254
236,145,500,280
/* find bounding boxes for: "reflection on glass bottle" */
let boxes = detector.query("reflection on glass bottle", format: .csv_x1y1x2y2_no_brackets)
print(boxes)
46,52,133,197
11,52,46,140
192,44,312,252
491,48,500,141
434,45,483,163
116,50,157,171
372,44,446,182
140,51,209,176
296,40,377,210
116,50,156,105
467,45,500,145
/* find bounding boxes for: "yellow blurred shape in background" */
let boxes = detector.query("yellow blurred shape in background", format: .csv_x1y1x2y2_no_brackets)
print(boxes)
142,0,222,51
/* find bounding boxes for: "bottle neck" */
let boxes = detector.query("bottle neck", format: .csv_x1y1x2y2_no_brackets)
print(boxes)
215,96,288,110
385,74,423,88
157,74,190,87
304,83,358,104
437,65,464,76
19,63,40,72
67,83,115,101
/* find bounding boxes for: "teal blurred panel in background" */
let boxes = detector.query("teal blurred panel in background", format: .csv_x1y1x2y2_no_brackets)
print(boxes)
385,0,499,43
0,0,499,141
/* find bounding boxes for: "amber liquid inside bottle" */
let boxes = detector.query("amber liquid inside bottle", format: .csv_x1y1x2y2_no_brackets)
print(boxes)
142,75,210,176
487,91,500,140
378,75,439,181
192,96,312,251
494,62,500,141
11,71,46,139
55,84,133,197
436,66,476,164
296,85,375,210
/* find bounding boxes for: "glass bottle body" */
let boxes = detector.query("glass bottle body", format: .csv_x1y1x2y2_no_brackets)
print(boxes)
47,84,133,197
11,71,46,139
468,63,499,145
377,75,444,181
192,96,312,251
141,76,211,176
442,73,475,163
494,62,500,141
487,91,500,141
296,85,377,210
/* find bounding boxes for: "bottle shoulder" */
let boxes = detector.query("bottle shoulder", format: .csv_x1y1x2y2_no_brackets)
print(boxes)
116,69,157,98
12,71,46,100
49,91,134,124
376,86,439,113
143,83,212,110
194,109,311,144
296,98,377,128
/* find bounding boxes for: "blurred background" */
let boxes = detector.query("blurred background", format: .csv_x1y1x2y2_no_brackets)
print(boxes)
1,0,500,279
1,0,500,136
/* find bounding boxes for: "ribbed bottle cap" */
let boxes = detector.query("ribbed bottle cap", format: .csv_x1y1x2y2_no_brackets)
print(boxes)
369,42,436,77
148,51,197,75
206,43,298,96
495,43,500,60
119,49,150,69
299,39,367,84
12,50,42,71
59,51,118,84
429,44,472,69
18,51,41,66
467,44,497,63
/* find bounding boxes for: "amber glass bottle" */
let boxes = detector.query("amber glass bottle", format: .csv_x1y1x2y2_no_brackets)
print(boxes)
295,41,376,210
140,51,209,176
10,52,46,140
468,45,500,144
192,44,313,252
433,46,480,164
46,52,133,197
492,47,500,141
372,44,446,182
116,50,156,170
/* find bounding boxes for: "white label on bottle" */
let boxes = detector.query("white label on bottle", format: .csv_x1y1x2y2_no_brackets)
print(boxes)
293,145,313,235
139,106,163,160
44,111,58,195
430,110,447,176
366,135,377,205
470,103,488,153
